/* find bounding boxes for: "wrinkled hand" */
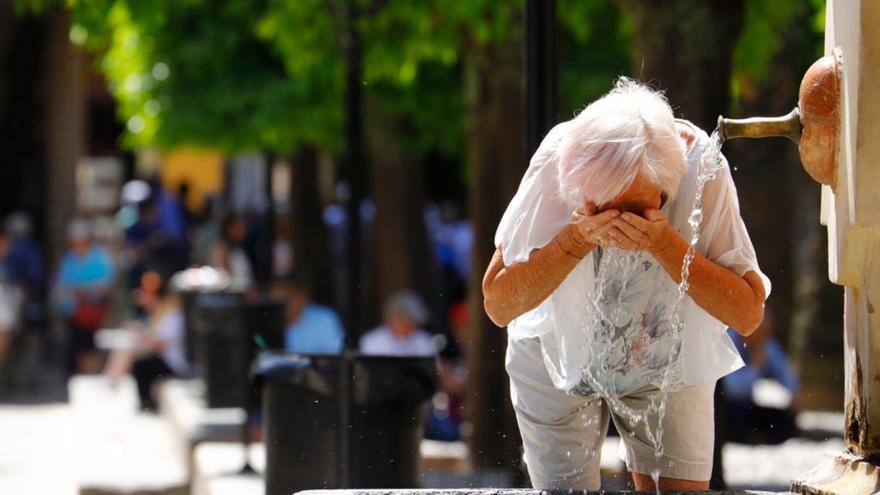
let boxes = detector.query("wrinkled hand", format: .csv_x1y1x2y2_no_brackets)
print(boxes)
607,209,677,253
570,203,620,248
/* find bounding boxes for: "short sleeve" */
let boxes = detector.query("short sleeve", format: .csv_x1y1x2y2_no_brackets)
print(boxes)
494,121,573,266
696,157,771,299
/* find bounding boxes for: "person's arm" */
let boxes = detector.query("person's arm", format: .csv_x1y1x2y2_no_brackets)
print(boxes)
610,210,765,335
482,208,620,327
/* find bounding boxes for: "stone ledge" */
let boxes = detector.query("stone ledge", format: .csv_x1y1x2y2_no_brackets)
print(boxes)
295,490,780,495
791,451,880,494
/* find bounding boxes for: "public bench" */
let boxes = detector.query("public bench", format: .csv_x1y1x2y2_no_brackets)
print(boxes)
156,379,247,477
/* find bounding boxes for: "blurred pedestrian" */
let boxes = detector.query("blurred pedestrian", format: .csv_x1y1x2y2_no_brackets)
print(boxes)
209,213,253,286
723,311,801,444
274,277,344,355
4,212,44,303
0,230,23,381
1,213,45,391
272,218,293,280
359,290,436,357
53,219,115,375
104,270,187,411
426,302,468,441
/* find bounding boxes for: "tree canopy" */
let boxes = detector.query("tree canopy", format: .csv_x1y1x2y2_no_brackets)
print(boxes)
16,0,825,157
65,0,343,154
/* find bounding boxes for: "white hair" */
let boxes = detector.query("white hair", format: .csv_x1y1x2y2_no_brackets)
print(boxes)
557,77,686,208
384,290,429,327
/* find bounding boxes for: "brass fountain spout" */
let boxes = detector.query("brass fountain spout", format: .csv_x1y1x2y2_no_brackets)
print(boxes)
718,108,802,144
717,49,843,190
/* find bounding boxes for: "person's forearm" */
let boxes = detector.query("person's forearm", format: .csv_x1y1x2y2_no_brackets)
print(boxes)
650,233,764,334
483,224,595,327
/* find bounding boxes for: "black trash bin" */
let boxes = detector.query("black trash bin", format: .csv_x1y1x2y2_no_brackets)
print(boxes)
349,356,438,488
191,292,287,409
192,291,248,408
179,289,199,364
256,352,437,495
171,268,234,369
258,353,344,495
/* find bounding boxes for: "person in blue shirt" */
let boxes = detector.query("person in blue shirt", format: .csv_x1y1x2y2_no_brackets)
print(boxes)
275,278,344,355
54,219,116,375
723,311,801,444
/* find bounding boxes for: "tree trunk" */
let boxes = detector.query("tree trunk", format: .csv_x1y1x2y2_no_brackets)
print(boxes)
289,146,334,306
44,9,87,267
618,0,745,130
0,2,11,53
464,34,526,475
0,5,47,232
365,98,437,328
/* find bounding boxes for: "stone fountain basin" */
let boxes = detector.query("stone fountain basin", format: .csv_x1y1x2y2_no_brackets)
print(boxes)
297,489,780,495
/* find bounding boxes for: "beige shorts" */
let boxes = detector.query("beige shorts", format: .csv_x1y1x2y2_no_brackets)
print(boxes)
506,336,715,490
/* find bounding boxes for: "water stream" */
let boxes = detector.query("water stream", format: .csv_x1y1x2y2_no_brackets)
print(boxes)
574,129,726,493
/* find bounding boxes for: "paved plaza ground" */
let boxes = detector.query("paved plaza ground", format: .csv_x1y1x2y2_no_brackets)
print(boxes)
0,369,848,495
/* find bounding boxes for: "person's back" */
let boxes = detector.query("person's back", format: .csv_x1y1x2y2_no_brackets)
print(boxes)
359,324,435,357
284,303,344,355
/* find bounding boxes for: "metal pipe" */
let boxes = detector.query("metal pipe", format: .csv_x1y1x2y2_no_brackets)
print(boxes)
717,107,802,143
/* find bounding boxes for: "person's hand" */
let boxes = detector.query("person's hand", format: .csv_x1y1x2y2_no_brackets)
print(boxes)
607,209,677,253
570,203,621,248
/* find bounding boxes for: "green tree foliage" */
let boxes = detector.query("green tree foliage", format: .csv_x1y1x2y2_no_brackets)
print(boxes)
261,0,521,160
66,0,343,154
730,0,824,105
557,0,633,117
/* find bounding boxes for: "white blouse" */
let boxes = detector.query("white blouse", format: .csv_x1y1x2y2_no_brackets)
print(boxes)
495,119,771,394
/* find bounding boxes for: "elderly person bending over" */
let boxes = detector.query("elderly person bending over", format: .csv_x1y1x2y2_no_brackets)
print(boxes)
482,78,769,492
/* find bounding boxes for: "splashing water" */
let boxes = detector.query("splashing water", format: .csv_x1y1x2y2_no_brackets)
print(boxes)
574,129,727,494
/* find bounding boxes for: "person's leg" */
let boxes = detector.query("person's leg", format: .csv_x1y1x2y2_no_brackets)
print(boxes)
131,355,174,411
506,337,609,490
66,325,87,376
612,382,716,491
104,348,136,387
76,330,102,374
631,471,709,491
